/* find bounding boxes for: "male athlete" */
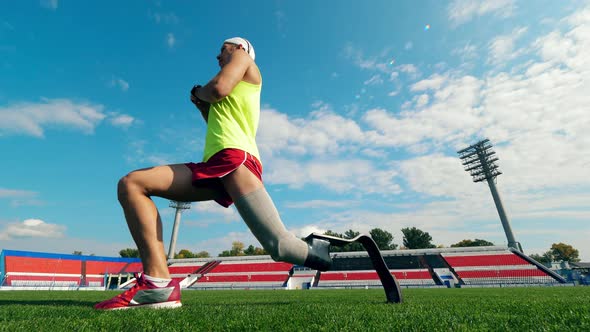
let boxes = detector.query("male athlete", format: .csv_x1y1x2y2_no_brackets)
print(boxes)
94,37,332,310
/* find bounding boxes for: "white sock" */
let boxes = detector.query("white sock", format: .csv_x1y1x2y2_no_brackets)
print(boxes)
144,274,172,287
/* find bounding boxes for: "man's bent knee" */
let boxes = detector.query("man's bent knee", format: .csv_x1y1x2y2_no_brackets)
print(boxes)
117,172,144,203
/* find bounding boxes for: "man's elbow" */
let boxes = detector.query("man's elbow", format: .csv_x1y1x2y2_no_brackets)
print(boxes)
212,79,233,100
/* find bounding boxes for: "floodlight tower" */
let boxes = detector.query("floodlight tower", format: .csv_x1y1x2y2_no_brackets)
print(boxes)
457,139,523,252
167,201,191,259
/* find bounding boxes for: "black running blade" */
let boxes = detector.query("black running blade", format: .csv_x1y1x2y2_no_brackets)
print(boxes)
307,233,403,304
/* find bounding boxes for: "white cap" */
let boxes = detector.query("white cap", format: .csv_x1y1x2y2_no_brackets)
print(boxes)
224,37,255,61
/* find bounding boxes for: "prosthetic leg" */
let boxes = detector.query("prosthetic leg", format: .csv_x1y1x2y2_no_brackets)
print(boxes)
306,233,403,304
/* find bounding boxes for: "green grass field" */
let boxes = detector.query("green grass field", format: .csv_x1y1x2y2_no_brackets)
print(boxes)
0,287,589,331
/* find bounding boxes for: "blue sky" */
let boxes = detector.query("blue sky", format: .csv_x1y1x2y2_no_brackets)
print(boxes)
1,0,589,260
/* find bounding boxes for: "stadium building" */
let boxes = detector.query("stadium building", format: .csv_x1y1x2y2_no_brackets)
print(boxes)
0,249,141,290
1,245,566,291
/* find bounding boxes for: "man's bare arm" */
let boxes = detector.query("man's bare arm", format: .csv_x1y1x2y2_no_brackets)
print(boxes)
195,50,251,103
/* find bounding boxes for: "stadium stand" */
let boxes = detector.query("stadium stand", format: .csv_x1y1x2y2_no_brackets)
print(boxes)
441,250,560,285
167,261,203,284
316,269,437,288
313,246,564,288
1,245,566,291
0,249,141,289
189,257,293,290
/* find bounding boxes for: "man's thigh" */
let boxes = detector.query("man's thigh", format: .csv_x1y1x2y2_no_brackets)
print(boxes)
221,164,263,199
128,164,222,202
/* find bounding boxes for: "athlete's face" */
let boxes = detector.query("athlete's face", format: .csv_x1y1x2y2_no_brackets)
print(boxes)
216,43,237,68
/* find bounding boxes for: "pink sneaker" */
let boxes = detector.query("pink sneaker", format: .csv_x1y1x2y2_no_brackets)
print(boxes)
94,273,182,310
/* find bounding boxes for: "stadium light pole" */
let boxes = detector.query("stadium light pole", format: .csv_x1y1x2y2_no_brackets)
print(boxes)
167,201,191,260
457,139,523,252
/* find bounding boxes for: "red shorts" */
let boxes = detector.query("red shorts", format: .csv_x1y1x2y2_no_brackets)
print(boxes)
185,148,263,207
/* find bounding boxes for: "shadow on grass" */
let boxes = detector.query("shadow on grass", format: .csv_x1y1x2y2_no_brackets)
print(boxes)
0,299,96,307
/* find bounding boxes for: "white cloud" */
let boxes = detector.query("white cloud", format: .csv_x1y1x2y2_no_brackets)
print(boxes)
149,11,179,24
387,90,400,97
343,43,388,72
0,99,136,137
404,42,413,50
265,157,401,195
167,33,176,48
285,200,359,209
275,10,287,37
410,73,448,91
290,225,328,239
452,43,478,61
108,113,135,128
415,94,429,108
252,6,590,260
363,74,483,149
0,98,106,137
398,64,419,79
448,0,516,26
40,0,58,10
0,236,136,257
188,201,240,223
363,74,383,86
398,154,480,199
488,27,528,65
178,231,260,257
0,188,36,198
156,201,241,232
0,188,43,207
0,219,66,240
258,106,365,158
266,11,590,195
110,77,129,92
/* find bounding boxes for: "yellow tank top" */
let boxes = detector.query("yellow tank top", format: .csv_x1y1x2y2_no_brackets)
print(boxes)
202,80,261,162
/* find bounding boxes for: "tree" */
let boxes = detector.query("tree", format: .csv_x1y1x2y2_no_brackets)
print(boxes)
401,227,435,249
244,245,267,256
343,229,364,251
231,241,245,256
244,245,256,256
72,251,83,256
218,250,232,257
530,252,552,264
218,241,246,257
550,242,580,263
369,228,397,250
119,248,140,258
451,239,495,247
253,247,267,255
344,229,360,239
324,230,343,238
195,251,210,258
173,249,209,259
175,249,195,259
323,230,345,252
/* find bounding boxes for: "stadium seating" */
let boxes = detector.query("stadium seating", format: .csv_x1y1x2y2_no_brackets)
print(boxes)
1,247,563,290
316,269,437,287
191,260,292,290
0,250,140,288
443,253,529,267
442,251,558,285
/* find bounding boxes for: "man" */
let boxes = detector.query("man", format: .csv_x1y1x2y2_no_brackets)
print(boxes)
94,37,332,310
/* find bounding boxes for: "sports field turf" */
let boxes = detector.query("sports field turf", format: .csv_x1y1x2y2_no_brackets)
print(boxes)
0,287,589,331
